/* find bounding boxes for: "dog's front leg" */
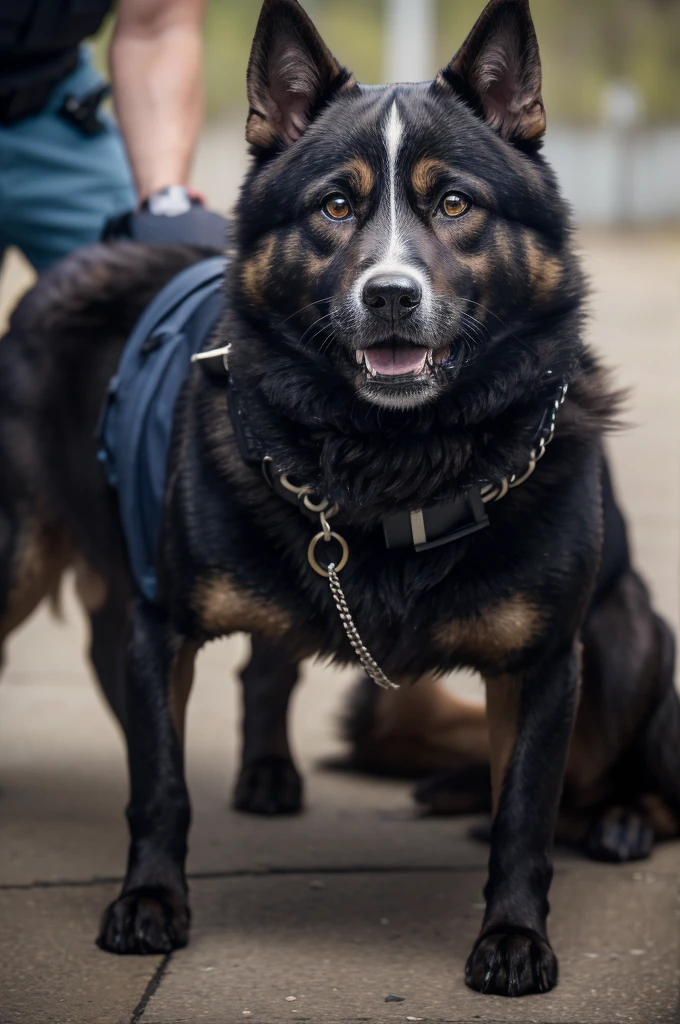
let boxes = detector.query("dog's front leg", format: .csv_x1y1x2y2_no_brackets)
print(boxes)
98,599,191,954
466,642,580,996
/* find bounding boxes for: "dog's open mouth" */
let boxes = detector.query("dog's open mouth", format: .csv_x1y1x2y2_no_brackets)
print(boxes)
355,344,450,380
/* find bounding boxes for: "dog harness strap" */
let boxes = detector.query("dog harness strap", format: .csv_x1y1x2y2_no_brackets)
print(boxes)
98,256,227,600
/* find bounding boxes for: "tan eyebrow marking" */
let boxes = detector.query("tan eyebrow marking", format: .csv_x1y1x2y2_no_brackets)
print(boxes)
412,160,496,208
411,157,449,199
343,157,375,199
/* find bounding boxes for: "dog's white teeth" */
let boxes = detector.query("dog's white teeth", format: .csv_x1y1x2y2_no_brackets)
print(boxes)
370,366,377,378
356,350,365,365
426,350,434,366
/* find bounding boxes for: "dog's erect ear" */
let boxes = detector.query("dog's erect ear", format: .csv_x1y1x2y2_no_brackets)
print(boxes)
437,0,545,143
246,0,354,150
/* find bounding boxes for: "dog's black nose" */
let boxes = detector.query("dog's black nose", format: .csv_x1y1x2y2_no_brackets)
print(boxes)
362,273,422,318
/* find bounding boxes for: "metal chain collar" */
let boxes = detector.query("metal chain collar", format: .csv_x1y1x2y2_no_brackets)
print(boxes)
480,381,568,503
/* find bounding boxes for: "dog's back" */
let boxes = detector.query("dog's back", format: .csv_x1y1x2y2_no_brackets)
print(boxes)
0,243,205,683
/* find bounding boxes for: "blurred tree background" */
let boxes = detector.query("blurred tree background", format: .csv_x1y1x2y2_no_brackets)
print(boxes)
94,0,680,124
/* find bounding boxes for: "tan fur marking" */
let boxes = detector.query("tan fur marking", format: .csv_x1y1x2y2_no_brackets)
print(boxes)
344,157,374,199
519,101,547,142
640,795,680,839
305,253,334,279
485,674,521,817
349,674,488,778
282,230,302,264
169,640,199,745
0,521,67,643
193,572,293,639
411,157,448,199
534,255,562,303
432,594,543,662
241,235,276,305
493,221,514,265
524,232,563,303
74,559,108,614
246,111,277,150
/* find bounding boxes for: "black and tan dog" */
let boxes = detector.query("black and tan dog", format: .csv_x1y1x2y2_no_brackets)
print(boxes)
0,0,678,998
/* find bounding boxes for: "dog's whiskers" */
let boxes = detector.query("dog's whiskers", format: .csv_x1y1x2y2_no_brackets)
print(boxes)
296,311,335,351
463,299,539,359
277,296,335,329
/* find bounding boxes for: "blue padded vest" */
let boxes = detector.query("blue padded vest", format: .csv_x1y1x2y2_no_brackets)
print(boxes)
98,257,227,600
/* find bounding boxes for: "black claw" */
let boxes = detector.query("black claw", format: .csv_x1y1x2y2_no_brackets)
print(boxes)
507,960,521,997
97,892,189,955
466,929,557,997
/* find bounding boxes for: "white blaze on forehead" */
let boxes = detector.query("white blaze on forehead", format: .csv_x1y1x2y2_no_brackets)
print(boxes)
352,96,431,312
385,99,404,261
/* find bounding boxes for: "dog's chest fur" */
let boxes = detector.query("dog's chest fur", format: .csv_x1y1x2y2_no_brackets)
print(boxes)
158,369,601,680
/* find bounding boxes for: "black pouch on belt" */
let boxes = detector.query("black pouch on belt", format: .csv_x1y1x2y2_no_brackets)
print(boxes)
58,81,111,135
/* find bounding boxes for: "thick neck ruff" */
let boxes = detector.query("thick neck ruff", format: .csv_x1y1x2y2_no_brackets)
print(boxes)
205,341,570,555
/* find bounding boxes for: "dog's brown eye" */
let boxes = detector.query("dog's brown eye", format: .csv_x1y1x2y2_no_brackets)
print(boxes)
441,193,470,218
324,194,351,220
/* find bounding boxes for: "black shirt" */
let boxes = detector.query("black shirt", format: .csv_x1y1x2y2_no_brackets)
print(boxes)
0,0,112,95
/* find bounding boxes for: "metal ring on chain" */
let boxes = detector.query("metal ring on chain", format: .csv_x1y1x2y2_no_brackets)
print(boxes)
279,472,309,496
308,531,349,577
303,493,329,513
327,563,399,690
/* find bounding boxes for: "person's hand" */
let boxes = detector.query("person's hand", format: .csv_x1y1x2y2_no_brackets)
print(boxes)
103,185,228,249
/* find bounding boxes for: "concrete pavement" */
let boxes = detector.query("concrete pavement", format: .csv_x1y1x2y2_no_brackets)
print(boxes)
0,122,679,1023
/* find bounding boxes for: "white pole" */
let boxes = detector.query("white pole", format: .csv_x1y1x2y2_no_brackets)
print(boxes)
384,0,436,84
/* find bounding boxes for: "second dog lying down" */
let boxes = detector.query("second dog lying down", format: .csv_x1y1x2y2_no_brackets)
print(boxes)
343,458,679,864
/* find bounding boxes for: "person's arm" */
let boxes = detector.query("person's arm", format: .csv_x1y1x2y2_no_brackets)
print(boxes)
110,0,207,202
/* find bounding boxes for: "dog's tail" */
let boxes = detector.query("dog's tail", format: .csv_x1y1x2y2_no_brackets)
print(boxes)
341,672,489,780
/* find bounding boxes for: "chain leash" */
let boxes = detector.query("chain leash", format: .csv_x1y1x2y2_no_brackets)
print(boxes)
277,477,400,690
326,562,399,690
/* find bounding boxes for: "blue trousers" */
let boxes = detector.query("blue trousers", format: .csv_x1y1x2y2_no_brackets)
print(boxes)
0,50,136,271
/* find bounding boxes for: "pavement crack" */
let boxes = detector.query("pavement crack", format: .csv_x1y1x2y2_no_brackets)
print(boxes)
5,859,661,893
0,864,489,891
130,952,172,1023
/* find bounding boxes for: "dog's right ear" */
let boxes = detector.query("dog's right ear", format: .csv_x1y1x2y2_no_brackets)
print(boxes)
246,0,355,151
435,0,546,144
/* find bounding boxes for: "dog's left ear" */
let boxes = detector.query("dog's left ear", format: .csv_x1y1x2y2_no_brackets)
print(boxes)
246,0,355,150
436,0,545,144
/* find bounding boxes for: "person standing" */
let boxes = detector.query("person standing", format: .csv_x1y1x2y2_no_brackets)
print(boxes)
0,0,220,272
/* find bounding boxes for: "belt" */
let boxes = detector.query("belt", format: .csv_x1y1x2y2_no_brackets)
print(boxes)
0,51,78,124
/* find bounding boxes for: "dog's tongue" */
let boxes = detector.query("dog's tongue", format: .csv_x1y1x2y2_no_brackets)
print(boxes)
366,345,426,376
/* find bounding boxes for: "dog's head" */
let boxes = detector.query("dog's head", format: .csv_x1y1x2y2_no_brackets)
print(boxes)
232,0,580,413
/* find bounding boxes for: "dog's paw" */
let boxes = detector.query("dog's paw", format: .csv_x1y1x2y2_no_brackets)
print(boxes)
97,888,190,955
233,756,303,815
585,806,654,863
465,929,558,996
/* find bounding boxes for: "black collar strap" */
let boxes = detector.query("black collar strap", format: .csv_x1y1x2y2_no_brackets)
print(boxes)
220,354,568,555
